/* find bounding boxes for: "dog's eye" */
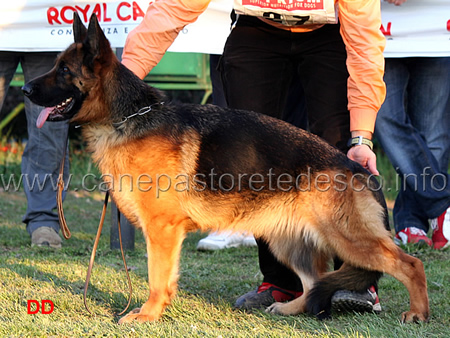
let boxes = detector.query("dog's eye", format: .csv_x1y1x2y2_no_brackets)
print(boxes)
59,64,70,75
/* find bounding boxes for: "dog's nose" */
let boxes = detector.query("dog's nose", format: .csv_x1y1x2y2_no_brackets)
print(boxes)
21,84,33,97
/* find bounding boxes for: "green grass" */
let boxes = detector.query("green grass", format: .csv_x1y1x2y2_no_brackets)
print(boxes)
0,141,449,336
0,190,449,337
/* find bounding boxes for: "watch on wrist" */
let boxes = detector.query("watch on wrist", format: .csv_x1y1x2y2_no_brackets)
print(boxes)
347,136,373,150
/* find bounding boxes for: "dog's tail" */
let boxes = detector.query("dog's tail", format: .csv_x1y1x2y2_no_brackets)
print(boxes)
306,264,382,320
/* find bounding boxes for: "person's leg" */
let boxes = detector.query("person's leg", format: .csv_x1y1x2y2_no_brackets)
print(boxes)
296,24,349,268
221,16,303,296
209,54,227,108
198,53,306,251
283,75,308,129
0,52,20,110
295,24,350,152
221,21,293,119
402,57,450,248
374,58,450,246
20,52,70,247
196,54,258,251
407,57,450,215
297,24,382,313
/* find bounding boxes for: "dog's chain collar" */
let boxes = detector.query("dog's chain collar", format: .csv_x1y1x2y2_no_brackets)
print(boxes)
112,102,165,127
74,102,164,129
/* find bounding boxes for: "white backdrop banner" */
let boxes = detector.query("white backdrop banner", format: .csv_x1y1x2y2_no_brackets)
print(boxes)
381,0,450,57
0,0,449,56
0,0,232,53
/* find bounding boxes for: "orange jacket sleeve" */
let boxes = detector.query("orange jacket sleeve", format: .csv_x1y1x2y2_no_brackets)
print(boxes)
122,0,211,79
338,0,386,133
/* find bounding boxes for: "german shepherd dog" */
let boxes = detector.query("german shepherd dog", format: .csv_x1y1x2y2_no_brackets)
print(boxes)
22,13,429,324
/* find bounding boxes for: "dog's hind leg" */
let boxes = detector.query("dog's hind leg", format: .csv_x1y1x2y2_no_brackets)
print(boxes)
310,190,429,322
380,245,429,323
118,217,186,324
336,239,428,322
350,196,429,322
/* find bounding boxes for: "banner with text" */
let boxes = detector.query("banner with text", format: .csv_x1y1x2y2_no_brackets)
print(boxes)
0,0,232,53
0,1,449,56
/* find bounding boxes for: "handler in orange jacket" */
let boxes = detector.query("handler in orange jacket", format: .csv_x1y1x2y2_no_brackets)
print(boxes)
122,0,387,312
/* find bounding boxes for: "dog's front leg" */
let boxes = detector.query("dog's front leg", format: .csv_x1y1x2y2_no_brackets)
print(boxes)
118,221,186,324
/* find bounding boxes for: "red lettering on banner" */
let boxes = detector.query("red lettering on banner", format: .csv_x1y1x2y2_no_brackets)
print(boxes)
117,2,131,21
75,5,91,23
381,22,392,36
103,3,112,22
47,2,151,24
92,4,102,21
242,0,324,11
47,7,61,25
132,1,146,20
61,6,76,24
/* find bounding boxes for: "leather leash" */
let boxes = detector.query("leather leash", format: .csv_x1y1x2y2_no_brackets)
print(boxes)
57,137,71,240
83,191,133,317
56,138,133,317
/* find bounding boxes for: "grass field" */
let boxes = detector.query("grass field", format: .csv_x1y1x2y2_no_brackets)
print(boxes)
0,141,449,337
1,192,449,337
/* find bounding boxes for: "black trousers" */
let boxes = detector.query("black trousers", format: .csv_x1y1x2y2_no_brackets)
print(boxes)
220,16,351,291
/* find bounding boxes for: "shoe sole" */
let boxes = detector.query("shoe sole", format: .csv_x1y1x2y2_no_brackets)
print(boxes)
32,242,62,249
332,299,379,314
394,237,432,248
331,291,381,314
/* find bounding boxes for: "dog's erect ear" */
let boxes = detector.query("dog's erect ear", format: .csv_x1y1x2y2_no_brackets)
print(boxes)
85,14,111,61
73,12,87,43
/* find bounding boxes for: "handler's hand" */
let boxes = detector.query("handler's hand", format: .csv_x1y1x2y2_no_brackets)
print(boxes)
347,145,379,176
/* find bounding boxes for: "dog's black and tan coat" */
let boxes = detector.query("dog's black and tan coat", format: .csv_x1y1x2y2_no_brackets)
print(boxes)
22,13,429,324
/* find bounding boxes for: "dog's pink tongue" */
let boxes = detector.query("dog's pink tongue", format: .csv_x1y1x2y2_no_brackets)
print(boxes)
36,107,54,128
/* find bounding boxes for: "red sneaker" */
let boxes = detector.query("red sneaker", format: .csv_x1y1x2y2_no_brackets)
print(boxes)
257,282,303,302
234,282,303,310
431,207,450,250
394,227,432,247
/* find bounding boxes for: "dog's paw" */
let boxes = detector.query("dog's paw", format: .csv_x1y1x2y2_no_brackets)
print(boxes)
400,311,429,323
266,302,288,315
266,301,305,316
118,307,160,324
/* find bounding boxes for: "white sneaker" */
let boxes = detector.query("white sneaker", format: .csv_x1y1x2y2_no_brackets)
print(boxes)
196,231,256,251
31,227,62,249
242,235,257,247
